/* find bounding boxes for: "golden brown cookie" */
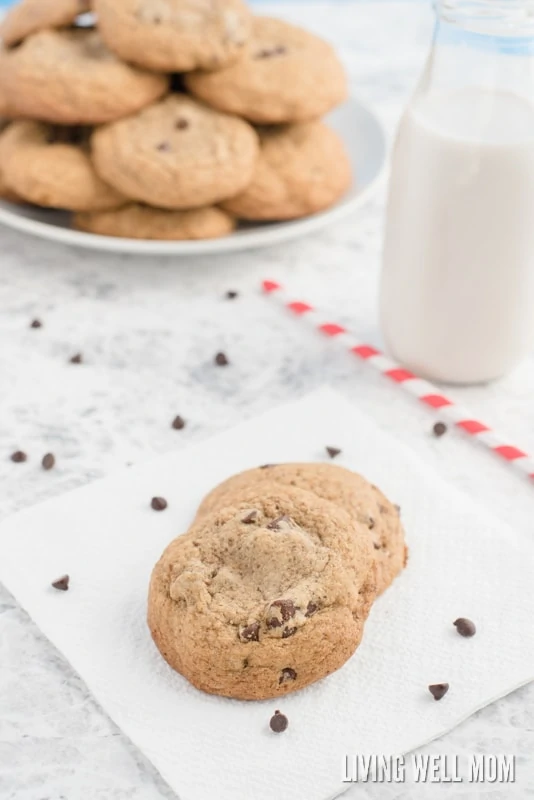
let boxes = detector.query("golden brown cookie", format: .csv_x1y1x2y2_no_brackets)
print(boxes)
0,0,91,47
196,463,407,595
0,29,169,124
91,95,259,209
74,204,235,239
148,486,376,700
185,17,347,124
222,121,352,220
0,121,124,211
0,168,22,204
94,0,251,73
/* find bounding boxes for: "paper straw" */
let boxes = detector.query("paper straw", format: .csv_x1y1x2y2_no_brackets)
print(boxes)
262,279,534,482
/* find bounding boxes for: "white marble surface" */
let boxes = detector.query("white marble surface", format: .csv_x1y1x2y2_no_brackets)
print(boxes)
1,3,534,798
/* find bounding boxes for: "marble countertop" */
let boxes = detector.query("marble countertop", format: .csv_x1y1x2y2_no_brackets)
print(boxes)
1,3,534,798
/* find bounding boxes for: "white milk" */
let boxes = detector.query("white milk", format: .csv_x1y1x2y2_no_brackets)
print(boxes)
380,88,534,384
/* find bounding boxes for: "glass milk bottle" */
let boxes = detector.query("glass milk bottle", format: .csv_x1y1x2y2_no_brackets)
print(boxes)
380,1,534,384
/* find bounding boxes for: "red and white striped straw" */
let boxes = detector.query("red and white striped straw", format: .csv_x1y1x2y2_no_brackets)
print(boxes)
262,279,534,482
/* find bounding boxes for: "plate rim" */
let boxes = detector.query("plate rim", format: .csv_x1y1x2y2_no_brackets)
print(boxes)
0,97,388,256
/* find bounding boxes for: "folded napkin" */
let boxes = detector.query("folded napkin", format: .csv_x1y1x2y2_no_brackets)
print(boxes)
0,388,532,800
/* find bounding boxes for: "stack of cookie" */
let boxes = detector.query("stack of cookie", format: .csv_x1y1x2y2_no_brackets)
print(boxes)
0,0,352,241
148,463,407,700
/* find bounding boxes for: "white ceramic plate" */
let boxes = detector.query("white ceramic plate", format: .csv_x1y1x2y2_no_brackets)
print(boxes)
0,97,387,255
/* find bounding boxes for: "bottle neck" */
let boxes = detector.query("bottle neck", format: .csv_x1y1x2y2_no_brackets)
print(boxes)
414,1,534,104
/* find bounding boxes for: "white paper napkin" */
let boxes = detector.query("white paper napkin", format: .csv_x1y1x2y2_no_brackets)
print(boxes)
0,388,533,800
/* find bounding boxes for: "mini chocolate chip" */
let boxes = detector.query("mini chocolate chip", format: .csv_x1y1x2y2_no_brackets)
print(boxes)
10,450,27,463
157,141,171,152
30,319,42,329
42,453,55,471
428,683,449,701
52,574,70,591
373,543,381,550
453,618,476,637
151,497,168,511
175,119,189,130
433,421,447,437
267,599,296,629
171,415,186,430
305,601,317,617
368,516,375,529
282,626,297,638
225,290,238,299
241,510,258,524
259,463,274,469
240,622,260,642
69,353,83,364
215,352,229,366
326,446,341,459
394,504,401,513
270,710,288,733
266,515,290,530
279,667,297,684
255,45,287,59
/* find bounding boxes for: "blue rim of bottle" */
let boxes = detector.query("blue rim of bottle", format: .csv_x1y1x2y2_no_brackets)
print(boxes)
437,21,534,55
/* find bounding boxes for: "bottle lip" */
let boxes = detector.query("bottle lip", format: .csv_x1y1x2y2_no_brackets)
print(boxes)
435,0,534,36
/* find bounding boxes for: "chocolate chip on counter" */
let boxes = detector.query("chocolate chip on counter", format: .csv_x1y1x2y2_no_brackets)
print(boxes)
270,710,288,733
241,510,258,524
279,667,297,685
175,118,189,129
151,497,168,511
30,319,42,329
266,515,291,530
42,453,55,471
428,683,449,701
10,450,27,463
305,601,317,617
52,574,70,591
171,415,186,430
69,353,83,364
157,141,172,151
453,618,476,637
225,290,238,300
214,351,229,366
239,622,260,642
432,421,447,437
326,446,341,459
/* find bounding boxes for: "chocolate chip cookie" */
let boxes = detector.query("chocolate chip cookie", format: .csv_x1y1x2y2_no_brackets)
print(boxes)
0,29,169,124
94,0,251,73
91,95,259,209
74,203,235,239
0,0,91,47
196,463,407,595
222,121,352,220
185,17,348,124
0,121,124,211
148,486,376,700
